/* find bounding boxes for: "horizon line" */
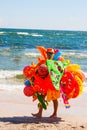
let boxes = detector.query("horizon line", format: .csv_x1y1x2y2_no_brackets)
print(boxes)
0,27,87,32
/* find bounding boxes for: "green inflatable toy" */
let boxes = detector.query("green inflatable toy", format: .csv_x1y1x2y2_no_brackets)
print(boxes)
46,60,66,90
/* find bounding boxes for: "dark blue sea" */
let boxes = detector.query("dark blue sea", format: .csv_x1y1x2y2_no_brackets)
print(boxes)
0,28,87,90
0,28,87,71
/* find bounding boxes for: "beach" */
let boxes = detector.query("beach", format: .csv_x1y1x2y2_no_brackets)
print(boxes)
0,76,87,130
0,28,87,129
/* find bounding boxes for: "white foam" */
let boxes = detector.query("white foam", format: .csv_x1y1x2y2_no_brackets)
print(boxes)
0,70,24,91
0,70,22,79
17,32,43,37
0,32,5,35
17,32,29,35
25,52,41,57
0,70,87,92
63,52,87,58
31,33,43,37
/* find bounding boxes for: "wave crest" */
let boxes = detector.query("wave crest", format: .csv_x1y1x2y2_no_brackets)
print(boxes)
24,52,41,57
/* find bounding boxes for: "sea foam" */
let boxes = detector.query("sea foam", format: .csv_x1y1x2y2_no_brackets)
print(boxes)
17,32,43,37
17,32,29,35
0,70,23,91
0,70,22,79
0,70,87,92
24,52,40,57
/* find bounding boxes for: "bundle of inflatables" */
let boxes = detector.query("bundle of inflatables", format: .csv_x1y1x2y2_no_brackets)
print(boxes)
23,46,85,109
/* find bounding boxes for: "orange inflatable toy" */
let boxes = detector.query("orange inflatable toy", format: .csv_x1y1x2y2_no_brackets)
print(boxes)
23,46,85,109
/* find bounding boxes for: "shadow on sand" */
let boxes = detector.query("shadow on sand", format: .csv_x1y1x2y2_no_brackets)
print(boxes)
0,116,64,124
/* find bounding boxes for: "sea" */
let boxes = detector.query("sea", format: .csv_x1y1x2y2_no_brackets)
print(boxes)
0,28,87,91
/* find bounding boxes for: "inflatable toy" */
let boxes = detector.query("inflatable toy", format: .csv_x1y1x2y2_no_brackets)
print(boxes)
23,46,85,109
53,51,62,60
60,70,75,95
37,64,49,78
47,89,60,102
23,86,34,97
24,80,31,86
46,60,65,90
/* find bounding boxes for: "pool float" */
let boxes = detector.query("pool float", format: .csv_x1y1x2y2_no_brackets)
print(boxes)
23,46,85,109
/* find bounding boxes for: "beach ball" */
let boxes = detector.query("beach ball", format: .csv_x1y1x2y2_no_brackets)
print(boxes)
38,64,49,78
24,80,31,86
23,86,34,97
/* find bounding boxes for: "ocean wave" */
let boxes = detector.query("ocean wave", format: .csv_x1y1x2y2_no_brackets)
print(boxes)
0,31,43,37
0,31,17,35
24,52,41,57
0,70,22,79
17,32,43,37
0,48,11,56
62,52,87,58
24,50,87,58
31,33,43,37
0,70,87,91
17,32,29,35
0,32,5,35
56,33,75,36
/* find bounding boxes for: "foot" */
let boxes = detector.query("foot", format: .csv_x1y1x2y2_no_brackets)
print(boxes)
31,113,42,118
49,113,57,118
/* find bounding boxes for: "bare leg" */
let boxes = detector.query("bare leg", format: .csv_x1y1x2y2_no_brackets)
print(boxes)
31,95,45,118
49,99,58,118
31,103,43,117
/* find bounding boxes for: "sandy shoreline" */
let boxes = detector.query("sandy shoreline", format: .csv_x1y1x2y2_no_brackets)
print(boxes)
0,78,87,130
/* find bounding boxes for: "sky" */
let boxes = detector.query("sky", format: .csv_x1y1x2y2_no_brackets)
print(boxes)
0,0,87,31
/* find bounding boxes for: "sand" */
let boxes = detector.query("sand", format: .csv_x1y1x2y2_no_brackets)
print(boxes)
0,77,87,130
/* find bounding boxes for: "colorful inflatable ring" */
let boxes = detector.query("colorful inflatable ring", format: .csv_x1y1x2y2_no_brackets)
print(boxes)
68,75,83,99
60,71,75,95
23,46,85,109
68,80,80,99
66,64,80,72
74,75,83,96
72,70,85,82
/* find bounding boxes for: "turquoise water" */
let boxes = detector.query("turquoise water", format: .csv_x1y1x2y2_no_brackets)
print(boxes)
0,28,87,72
